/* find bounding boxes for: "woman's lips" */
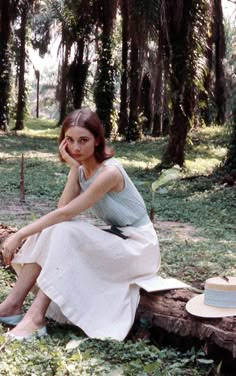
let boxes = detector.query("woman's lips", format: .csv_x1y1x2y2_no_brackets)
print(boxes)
71,153,82,159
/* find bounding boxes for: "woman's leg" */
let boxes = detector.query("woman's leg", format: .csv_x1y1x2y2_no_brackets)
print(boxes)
0,263,41,316
8,289,51,336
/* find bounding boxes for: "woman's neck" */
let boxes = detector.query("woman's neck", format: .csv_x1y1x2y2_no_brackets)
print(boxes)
81,159,103,180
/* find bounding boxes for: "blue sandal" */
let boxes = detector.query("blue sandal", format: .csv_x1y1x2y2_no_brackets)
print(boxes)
5,326,47,341
0,314,23,326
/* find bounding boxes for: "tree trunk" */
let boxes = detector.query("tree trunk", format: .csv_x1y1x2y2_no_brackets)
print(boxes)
57,42,70,126
118,0,129,136
94,0,117,138
164,95,188,166
94,34,115,138
140,73,152,133
0,0,11,131
224,101,236,171
69,39,89,109
15,3,29,130
152,33,164,137
127,38,142,141
35,70,40,118
162,0,197,167
214,0,226,125
199,34,214,126
133,289,236,373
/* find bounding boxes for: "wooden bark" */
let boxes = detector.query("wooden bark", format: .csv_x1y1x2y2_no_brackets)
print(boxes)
133,289,236,371
0,224,17,270
0,224,17,244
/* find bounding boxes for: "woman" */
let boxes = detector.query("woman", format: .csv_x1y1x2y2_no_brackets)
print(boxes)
0,108,160,341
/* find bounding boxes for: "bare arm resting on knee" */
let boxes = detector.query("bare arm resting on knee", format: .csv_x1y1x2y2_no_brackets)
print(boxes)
1,166,123,265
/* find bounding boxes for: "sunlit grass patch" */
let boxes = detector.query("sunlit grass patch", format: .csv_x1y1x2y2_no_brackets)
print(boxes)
119,158,160,171
19,126,59,139
185,157,223,175
185,125,229,174
9,118,59,139
23,151,58,161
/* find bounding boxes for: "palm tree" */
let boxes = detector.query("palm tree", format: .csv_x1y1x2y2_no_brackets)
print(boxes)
14,0,36,130
127,0,160,141
0,0,19,131
214,0,226,125
50,0,95,125
118,0,129,136
66,0,94,110
161,0,210,167
93,0,118,138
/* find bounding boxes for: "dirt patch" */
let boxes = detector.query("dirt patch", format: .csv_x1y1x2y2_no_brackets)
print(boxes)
0,199,205,242
154,220,206,242
0,197,56,227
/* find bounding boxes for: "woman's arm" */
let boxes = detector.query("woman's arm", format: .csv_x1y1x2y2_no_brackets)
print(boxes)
57,166,80,208
57,139,81,208
1,166,123,265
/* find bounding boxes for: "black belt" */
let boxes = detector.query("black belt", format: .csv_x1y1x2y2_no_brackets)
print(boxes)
102,226,129,239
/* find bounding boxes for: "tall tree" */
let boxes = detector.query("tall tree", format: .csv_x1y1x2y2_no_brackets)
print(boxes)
66,0,94,110
214,0,226,124
0,0,17,130
118,0,129,136
162,0,210,167
127,0,160,141
57,40,70,125
49,0,95,125
14,0,35,130
94,0,118,138
223,14,236,171
152,29,165,136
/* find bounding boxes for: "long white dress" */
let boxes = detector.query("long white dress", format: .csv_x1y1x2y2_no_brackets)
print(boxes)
12,158,160,341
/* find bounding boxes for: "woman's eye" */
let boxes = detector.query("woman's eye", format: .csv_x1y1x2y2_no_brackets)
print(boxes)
66,137,73,143
80,139,87,144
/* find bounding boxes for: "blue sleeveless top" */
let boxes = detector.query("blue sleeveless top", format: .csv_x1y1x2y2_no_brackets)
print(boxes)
78,158,150,227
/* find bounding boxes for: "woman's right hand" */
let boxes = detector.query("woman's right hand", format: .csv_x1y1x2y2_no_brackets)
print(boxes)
59,139,80,168
1,232,24,265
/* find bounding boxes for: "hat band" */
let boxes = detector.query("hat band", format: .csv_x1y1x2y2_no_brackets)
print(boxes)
204,288,236,308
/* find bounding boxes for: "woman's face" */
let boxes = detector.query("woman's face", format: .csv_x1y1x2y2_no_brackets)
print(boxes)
64,126,97,163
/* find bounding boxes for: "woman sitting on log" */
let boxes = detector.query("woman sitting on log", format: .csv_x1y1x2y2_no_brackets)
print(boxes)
0,108,160,341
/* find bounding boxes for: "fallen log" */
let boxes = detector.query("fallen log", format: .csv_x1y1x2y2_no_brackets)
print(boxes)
133,289,236,373
0,223,17,243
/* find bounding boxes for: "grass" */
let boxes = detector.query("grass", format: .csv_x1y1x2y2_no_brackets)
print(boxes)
0,118,235,375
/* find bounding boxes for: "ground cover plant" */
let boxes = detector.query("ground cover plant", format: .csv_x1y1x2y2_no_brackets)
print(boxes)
0,118,235,375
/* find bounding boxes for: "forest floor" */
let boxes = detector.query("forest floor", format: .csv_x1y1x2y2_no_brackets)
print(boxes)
0,119,235,375
0,196,204,241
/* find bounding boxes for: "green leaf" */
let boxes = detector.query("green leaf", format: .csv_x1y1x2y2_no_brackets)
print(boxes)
197,358,214,365
144,362,161,372
151,166,181,192
66,339,84,351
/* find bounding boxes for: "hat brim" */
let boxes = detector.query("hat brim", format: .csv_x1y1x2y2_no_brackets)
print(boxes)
186,294,236,318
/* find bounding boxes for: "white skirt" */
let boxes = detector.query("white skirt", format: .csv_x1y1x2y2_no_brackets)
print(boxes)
12,219,160,341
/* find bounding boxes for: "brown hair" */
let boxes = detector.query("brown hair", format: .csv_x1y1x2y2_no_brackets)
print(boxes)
58,108,114,163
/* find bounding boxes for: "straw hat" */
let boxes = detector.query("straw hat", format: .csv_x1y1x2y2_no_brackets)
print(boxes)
186,276,236,318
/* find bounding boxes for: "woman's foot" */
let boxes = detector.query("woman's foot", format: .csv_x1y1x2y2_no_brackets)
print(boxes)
0,301,22,317
6,325,47,341
7,314,46,340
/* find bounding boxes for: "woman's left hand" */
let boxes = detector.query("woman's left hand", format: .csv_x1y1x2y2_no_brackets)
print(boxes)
1,232,23,265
